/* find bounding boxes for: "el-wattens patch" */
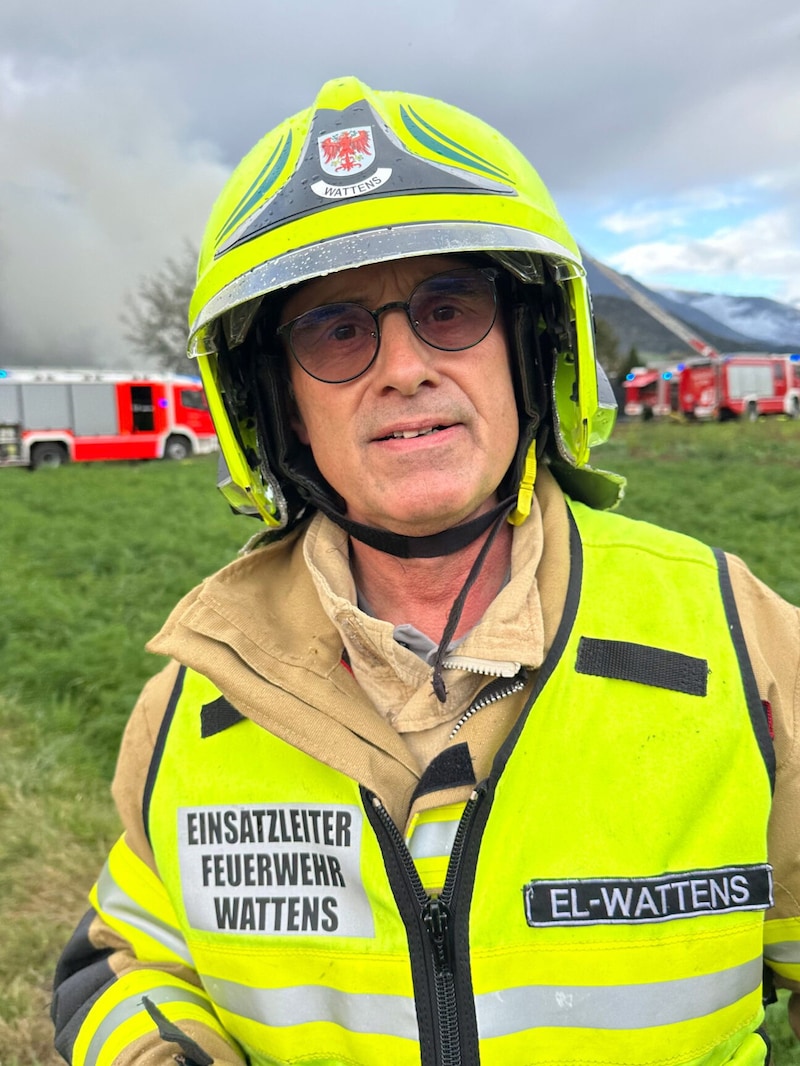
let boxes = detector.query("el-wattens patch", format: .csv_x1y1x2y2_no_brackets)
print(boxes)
524,864,773,926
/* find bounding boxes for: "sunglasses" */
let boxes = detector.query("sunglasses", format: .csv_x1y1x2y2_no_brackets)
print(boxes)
276,266,500,383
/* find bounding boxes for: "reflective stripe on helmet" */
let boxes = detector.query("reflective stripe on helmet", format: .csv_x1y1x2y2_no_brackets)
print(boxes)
189,221,583,356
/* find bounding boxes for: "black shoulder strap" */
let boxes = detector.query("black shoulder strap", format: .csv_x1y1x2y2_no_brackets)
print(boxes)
142,664,187,846
714,548,776,792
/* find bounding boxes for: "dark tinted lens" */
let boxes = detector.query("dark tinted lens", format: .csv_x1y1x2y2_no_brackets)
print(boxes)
288,303,377,382
409,269,497,351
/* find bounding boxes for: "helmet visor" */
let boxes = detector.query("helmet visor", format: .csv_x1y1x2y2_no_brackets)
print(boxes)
189,221,584,356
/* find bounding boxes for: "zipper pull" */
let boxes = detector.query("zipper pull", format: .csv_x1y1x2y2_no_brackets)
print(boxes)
422,897,452,971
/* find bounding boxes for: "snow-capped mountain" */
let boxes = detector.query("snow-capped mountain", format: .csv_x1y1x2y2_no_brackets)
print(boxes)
582,253,800,356
656,290,800,350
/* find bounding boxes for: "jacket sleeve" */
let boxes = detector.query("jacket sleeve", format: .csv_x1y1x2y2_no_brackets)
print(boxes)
52,661,247,1066
729,554,800,1039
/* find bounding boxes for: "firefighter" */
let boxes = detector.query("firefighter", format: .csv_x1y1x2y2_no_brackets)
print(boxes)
52,77,800,1066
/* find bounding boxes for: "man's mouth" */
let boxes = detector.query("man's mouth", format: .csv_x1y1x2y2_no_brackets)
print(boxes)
376,423,454,441
385,426,445,440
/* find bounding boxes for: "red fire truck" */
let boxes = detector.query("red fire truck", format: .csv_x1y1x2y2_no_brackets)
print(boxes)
584,254,800,423
0,368,218,469
676,354,800,420
623,366,681,419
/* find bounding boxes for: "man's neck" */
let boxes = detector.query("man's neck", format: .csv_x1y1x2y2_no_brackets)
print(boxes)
349,520,513,645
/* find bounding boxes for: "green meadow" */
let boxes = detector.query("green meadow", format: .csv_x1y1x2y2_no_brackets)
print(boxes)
1,419,799,1063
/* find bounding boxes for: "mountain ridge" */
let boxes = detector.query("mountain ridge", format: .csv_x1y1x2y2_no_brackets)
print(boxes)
582,255,800,358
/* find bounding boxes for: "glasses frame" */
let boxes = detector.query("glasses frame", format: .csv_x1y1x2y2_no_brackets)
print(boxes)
276,266,500,384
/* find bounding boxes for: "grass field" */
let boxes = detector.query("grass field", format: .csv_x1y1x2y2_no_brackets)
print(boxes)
1,419,799,1063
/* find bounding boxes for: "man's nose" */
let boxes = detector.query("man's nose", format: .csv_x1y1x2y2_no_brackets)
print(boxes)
372,307,440,392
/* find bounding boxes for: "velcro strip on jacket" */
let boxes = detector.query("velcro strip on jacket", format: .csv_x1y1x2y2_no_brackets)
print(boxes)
201,695,245,737
412,742,476,801
576,637,709,696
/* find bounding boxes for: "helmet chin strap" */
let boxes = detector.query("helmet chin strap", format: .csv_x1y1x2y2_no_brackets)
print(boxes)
321,494,517,559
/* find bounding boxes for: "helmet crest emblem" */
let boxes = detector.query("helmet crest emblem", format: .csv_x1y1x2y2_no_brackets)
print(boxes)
318,127,375,175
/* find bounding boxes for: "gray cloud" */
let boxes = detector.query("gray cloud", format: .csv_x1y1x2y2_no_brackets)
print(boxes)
1,0,798,366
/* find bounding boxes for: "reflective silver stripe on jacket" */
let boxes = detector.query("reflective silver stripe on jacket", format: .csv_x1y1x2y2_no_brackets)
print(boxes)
475,956,763,1037
83,986,208,1066
96,863,193,965
406,819,460,860
203,973,419,1041
764,941,800,963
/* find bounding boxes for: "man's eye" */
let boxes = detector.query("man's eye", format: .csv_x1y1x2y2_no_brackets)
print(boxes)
331,323,358,341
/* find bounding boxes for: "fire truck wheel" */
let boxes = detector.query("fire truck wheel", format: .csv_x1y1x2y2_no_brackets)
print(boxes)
30,442,68,470
164,435,193,461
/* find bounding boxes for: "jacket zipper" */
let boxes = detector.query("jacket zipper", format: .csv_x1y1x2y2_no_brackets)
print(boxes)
448,669,527,740
364,673,524,1062
369,787,484,1066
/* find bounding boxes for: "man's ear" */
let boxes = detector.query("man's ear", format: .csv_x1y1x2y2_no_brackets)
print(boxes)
290,410,310,445
286,382,311,445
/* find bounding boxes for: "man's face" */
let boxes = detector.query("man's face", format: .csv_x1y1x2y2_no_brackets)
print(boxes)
281,254,520,537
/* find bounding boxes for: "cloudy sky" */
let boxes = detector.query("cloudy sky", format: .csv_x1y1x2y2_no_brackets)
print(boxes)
1,0,799,368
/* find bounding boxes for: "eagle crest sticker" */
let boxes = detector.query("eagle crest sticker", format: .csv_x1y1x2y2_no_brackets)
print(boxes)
311,125,392,200
319,127,374,175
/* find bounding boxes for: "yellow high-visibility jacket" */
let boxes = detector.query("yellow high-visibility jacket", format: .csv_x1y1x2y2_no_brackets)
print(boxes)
52,487,800,1066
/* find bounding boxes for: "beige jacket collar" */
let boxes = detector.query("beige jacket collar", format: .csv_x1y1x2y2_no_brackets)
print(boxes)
302,489,547,732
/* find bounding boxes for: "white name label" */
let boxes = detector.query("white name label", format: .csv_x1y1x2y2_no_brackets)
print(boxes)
178,803,374,937
310,167,392,199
